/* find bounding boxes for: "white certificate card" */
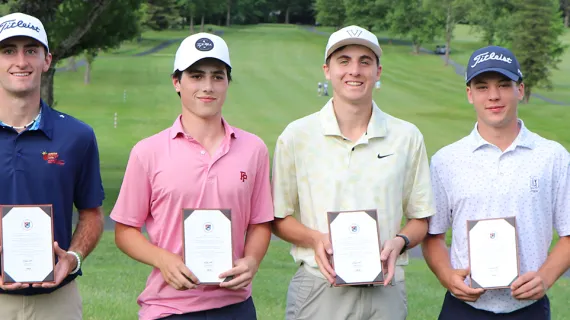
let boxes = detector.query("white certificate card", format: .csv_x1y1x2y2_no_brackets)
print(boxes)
468,217,519,289
1,205,55,284
182,209,233,285
327,210,383,286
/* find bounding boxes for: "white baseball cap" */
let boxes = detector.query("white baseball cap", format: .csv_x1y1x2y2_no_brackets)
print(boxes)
173,32,231,73
0,13,49,52
324,25,382,63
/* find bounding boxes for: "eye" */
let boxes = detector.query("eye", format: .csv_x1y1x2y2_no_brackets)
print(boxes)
361,60,370,65
339,60,348,65
2,49,14,55
25,48,37,55
476,86,487,90
190,74,202,79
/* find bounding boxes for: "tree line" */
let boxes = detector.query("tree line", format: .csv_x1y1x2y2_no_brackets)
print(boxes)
0,0,567,104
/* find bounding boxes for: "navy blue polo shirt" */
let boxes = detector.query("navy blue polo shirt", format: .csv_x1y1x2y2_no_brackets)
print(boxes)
0,100,105,295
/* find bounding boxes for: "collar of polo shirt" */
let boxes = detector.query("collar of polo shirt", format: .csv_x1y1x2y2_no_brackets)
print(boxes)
169,115,237,140
318,98,387,139
470,119,535,152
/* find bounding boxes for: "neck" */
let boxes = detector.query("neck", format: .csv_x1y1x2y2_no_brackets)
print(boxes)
0,89,41,128
477,119,520,151
180,109,225,148
332,97,372,141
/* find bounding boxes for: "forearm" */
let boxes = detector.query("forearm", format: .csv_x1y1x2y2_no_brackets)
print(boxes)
69,207,104,259
538,236,570,288
114,223,165,268
272,216,318,248
399,218,428,248
244,222,271,265
422,234,453,288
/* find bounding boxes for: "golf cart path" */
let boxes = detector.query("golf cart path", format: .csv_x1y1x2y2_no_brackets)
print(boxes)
303,26,570,106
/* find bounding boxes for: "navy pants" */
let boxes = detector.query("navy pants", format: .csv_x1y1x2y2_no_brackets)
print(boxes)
438,291,550,320
159,297,257,320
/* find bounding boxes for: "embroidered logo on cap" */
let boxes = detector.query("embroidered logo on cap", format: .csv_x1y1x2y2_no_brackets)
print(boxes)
0,19,41,35
195,38,214,51
346,28,362,38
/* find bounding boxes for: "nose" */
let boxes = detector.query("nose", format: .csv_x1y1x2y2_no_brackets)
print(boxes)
488,85,500,101
15,51,28,69
348,61,361,76
202,77,214,93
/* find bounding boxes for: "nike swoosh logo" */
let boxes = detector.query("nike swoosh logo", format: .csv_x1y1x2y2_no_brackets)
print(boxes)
378,154,393,159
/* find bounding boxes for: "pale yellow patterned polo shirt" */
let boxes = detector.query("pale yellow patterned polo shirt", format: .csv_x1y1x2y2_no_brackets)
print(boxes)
272,99,435,281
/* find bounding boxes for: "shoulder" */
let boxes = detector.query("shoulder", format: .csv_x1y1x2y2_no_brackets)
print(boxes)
232,127,269,154
431,135,473,169
50,108,96,141
530,132,569,159
129,127,171,158
277,111,320,144
384,112,425,140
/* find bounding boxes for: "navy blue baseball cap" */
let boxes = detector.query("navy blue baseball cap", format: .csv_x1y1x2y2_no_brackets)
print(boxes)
465,46,523,85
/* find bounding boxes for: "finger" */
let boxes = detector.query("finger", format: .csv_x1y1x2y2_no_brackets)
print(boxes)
384,251,398,285
174,271,196,290
380,247,392,261
219,265,247,279
178,265,199,285
315,255,335,284
316,247,336,277
53,242,67,257
510,273,533,291
512,278,541,299
456,268,470,278
323,238,333,255
219,273,251,289
1,282,28,290
454,280,485,296
512,277,538,297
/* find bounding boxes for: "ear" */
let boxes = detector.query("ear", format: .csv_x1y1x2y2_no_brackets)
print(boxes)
172,75,181,93
376,64,382,80
466,86,474,104
517,82,525,101
322,63,331,81
42,52,52,72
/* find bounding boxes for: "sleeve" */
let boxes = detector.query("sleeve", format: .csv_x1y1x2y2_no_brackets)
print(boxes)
109,147,151,228
427,156,452,235
403,132,436,219
74,129,105,210
553,150,570,236
271,132,299,219
249,143,274,224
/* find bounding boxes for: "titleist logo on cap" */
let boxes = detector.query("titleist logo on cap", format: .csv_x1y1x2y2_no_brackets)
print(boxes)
0,19,41,34
471,52,512,68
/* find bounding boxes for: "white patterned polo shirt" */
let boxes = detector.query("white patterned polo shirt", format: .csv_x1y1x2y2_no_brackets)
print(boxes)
272,98,436,282
428,120,570,313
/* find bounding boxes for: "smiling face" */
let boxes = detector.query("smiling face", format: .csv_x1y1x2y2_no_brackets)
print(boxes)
0,36,51,97
323,44,381,106
467,72,524,130
172,58,229,120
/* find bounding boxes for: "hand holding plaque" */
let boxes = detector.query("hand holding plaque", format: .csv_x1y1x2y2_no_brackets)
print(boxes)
467,217,520,290
327,210,385,286
182,209,233,285
0,205,55,286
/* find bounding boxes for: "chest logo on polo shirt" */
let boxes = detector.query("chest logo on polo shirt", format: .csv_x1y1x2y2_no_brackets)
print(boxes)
42,151,65,165
530,176,539,193
240,171,247,182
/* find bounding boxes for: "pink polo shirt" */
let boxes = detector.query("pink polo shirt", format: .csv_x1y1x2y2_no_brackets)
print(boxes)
110,116,274,320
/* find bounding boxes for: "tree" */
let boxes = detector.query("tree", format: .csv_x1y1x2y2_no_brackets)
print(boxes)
561,0,570,27
464,0,516,45
144,0,181,30
314,0,345,29
510,0,566,102
428,0,469,65
83,49,97,84
343,0,379,31
7,0,143,106
388,0,443,54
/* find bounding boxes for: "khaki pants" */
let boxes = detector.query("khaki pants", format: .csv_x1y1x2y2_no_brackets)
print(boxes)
0,280,82,320
286,266,407,320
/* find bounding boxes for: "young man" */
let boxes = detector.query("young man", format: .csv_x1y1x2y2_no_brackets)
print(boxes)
272,25,435,320
0,12,105,320
111,33,273,320
423,45,570,319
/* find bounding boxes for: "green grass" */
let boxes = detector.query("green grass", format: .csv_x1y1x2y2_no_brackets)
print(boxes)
79,232,570,320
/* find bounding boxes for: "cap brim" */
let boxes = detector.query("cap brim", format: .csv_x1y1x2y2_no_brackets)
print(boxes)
174,57,232,73
325,38,382,63
466,68,520,84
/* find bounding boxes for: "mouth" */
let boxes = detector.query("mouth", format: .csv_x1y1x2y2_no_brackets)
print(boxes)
198,96,216,103
10,71,32,77
486,106,505,112
345,81,363,87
